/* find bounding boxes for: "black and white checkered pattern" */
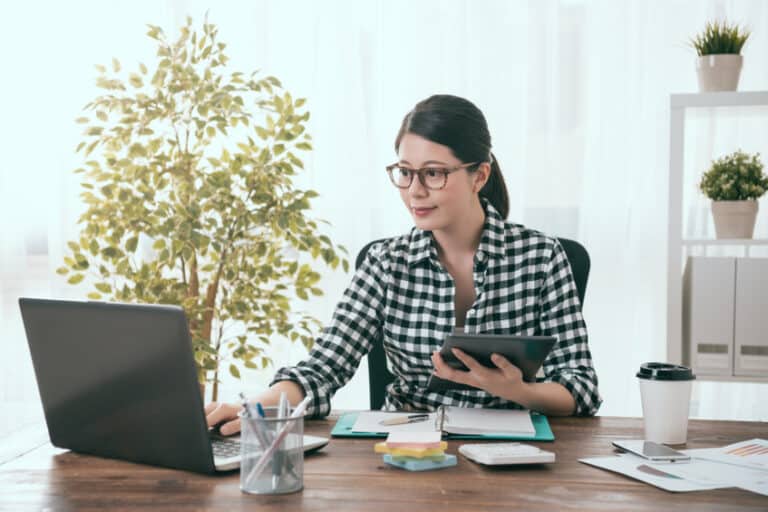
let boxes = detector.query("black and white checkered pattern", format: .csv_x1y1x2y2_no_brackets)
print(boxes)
273,202,602,417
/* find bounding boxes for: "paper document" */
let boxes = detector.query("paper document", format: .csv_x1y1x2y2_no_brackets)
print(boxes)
580,438,768,496
441,407,535,435
686,439,768,471
579,454,728,492
351,408,536,436
352,412,437,434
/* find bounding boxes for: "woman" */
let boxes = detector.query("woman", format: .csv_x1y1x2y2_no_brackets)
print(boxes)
206,95,601,435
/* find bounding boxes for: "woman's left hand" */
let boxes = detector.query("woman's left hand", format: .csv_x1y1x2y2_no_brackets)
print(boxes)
431,348,528,401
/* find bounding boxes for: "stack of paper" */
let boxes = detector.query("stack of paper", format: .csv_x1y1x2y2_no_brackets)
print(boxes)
580,438,768,496
374,432,457,471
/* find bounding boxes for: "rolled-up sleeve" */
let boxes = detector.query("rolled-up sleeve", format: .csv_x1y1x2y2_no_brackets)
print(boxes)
271,244,387,417
537,240,602,416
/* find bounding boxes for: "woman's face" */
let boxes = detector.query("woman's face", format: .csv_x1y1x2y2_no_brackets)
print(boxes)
396,133,487,232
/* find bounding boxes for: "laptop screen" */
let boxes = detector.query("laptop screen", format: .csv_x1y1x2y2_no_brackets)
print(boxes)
19,298,218,474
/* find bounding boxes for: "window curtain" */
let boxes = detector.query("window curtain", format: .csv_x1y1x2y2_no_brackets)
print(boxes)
2,1,767,429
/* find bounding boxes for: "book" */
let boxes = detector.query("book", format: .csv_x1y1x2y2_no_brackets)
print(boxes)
330,407,554,441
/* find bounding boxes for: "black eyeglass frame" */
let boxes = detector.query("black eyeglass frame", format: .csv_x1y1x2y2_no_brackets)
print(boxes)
385,162,479,190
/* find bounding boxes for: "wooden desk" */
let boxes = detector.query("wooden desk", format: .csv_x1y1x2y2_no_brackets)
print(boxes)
1,415,765,511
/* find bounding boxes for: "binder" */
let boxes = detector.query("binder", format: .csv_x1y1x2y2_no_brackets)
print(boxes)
330,409,554,441
734,258,768,377
682,257,735,376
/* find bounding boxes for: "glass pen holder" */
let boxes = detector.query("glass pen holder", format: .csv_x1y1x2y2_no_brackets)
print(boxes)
240,406,304,495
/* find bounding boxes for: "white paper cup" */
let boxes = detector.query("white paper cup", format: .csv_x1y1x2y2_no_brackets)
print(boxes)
637,363,696,445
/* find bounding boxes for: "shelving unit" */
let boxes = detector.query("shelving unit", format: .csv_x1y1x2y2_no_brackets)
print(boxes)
667,90,768,382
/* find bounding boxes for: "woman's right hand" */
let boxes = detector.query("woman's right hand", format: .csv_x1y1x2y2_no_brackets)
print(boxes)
204,402,242,436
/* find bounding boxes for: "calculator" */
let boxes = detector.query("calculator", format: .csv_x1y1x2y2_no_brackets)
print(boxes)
458,443,556,465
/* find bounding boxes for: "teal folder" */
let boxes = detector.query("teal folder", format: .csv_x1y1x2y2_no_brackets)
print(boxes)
330,410,554,441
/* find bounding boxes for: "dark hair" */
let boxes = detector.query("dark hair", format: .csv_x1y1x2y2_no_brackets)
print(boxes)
394,94,510,219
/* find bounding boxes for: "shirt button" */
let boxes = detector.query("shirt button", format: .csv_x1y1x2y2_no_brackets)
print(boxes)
476,251,485,261
468,308,476,316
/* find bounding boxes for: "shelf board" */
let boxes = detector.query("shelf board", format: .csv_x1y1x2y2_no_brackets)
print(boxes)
694,374,768,384
671,90,768,109
682,239,768,246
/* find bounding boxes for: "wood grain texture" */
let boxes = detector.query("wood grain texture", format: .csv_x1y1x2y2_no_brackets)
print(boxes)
1,415,766,511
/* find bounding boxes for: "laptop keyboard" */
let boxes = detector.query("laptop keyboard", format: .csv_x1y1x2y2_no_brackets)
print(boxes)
211,437,241,458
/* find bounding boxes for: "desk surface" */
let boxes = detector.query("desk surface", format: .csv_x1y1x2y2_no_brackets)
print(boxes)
0,415,765,511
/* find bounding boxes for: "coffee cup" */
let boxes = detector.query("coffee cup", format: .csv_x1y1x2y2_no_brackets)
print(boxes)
636,362,696,445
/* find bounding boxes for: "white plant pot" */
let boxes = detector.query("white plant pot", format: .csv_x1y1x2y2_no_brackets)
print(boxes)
711,200,758,239
696,54,743,92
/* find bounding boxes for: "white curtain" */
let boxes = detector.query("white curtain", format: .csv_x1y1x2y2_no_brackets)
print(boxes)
2,1,767,429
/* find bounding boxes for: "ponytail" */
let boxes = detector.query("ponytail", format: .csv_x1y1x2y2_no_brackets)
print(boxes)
479,152,509,219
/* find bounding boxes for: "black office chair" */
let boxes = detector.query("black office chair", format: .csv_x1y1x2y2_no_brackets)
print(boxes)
355,237,591,410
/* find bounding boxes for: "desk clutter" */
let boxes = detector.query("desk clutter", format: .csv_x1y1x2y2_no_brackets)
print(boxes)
375,432,457,471
580,438,768,496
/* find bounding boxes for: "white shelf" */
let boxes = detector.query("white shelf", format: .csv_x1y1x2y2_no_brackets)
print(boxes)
695,374,768,384
671,90,768,109
682,239,768,246
667,91,768,378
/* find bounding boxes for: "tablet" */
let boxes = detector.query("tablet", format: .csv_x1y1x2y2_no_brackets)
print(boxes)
427,333,557,392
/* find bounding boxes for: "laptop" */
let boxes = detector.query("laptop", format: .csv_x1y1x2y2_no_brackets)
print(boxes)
18,297,328,474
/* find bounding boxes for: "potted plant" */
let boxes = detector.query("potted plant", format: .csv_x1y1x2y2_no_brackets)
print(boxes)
690,20,750,92
56,17,349,401
699,150,768,239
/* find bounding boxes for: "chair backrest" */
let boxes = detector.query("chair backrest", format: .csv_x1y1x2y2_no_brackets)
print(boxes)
355,237,590,410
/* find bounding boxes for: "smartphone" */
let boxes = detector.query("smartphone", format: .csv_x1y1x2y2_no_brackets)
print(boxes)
611,440,691,462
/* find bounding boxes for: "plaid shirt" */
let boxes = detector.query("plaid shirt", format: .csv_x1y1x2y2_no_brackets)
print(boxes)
273,202,602,417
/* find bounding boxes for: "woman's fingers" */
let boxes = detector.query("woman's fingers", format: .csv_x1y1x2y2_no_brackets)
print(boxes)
205,402,241,430
218,418,241,436
491,353,523,381
432,350,471,385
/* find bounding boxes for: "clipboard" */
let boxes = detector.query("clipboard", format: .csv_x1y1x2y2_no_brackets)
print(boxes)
330,409,554,441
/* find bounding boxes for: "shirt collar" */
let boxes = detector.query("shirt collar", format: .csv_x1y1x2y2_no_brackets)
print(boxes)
407,200,507,267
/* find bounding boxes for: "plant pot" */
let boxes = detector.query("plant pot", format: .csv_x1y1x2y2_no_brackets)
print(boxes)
711,200,758,239
696,54,743,92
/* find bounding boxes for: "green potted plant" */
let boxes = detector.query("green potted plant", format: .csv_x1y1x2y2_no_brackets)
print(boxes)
699,150,768,239
690,20,750,92
57,17,348,401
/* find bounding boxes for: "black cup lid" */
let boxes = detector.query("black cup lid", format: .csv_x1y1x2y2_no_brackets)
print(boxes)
636,362,696,381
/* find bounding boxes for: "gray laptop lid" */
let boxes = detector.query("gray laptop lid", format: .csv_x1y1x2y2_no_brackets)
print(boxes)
19,298,218,474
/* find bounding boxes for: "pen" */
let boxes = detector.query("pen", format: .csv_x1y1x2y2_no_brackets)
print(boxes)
379,414,430,426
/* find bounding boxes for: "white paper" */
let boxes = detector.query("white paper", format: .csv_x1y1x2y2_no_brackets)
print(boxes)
685,439,768,471
660,457,768,496
443,407,535,435
579,454,729,492
351,412,438,434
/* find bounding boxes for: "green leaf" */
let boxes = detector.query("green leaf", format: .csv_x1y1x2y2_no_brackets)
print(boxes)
112,57,121,72
87,292,102,300
229,364,241,379
68,273,85,285
95,282,112,293
55,267,69,275
129,73,143,88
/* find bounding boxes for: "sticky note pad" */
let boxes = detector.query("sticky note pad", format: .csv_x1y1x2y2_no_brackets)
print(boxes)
386,431,443,448
383,453,458,471
374,442,446,457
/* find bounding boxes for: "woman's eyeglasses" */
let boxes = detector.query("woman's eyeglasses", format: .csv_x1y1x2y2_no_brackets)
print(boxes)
385,162,478,190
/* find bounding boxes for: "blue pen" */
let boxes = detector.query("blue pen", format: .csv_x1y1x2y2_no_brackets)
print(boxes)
256,402,266,418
